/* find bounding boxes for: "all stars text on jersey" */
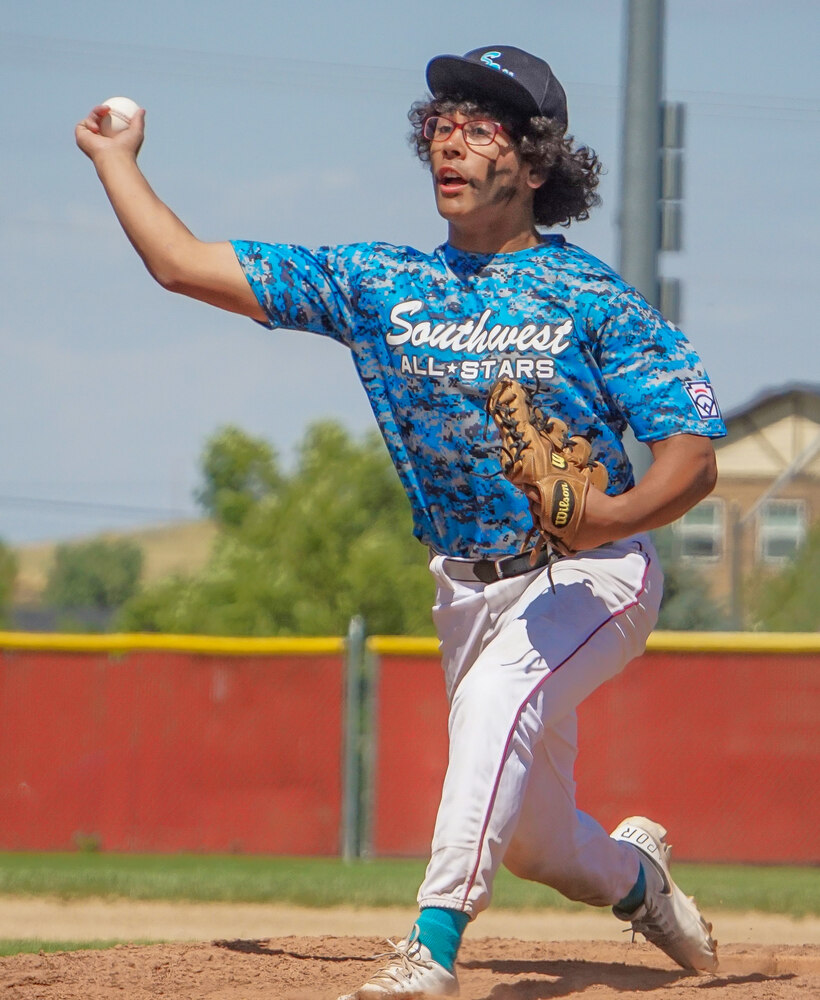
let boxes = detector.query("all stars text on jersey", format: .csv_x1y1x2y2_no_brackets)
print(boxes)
399,354,555,381
387,300,573,355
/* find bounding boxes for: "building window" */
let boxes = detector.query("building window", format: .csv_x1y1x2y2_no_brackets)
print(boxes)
676,498,723,559
758,499,807,563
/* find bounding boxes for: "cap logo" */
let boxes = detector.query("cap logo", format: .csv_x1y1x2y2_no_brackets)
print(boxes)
480,50,515,77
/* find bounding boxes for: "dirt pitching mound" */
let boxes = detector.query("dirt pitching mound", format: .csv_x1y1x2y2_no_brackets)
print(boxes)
2,936,819,999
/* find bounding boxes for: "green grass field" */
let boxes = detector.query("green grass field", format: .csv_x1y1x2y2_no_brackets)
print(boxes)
0,852,817,916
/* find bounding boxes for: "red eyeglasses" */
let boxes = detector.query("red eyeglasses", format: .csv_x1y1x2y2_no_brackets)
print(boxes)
422,116,505,147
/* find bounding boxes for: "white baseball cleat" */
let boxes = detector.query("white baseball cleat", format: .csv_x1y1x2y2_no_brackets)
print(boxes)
337,926,459,999
610,816,719,973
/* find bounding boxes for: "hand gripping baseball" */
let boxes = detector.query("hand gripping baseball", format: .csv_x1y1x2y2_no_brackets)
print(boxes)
487,378,608,556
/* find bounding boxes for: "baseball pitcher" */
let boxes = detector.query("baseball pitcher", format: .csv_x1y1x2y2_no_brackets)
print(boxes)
77,42,725,998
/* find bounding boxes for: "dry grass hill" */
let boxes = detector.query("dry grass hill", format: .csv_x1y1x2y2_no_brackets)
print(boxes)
12,520,218,605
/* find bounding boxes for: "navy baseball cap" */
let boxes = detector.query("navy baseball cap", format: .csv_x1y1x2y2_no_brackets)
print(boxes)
426,45,568,126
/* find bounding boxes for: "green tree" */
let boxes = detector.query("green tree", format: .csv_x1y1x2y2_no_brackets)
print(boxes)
45,538,144,612
651,527,728,631
748,521,820,631
0,539,17,626
119,422,434,636
195,424,281,528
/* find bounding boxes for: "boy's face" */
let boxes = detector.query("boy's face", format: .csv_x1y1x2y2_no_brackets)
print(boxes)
427,109,544,231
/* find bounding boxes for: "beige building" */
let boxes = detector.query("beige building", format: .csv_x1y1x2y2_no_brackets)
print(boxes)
673,383,820,625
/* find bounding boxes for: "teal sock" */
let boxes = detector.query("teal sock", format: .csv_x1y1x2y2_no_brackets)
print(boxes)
616,861,647,913
415,907,469,971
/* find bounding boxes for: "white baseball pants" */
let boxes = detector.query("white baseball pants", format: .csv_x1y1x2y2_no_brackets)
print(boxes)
417,535,663,917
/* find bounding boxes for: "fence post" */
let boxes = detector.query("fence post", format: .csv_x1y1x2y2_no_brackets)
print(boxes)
341,615,366,860
358,637,378,859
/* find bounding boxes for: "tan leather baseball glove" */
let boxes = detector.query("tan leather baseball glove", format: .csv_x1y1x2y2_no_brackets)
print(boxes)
487,378,609,556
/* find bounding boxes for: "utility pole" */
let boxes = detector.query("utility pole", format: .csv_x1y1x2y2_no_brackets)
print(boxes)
618,0,665,307
618,0,665,480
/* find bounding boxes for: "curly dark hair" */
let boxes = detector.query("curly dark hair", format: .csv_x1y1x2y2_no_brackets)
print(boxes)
408,97,602,229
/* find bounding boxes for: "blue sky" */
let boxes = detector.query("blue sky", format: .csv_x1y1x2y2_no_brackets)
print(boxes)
1,0,818,544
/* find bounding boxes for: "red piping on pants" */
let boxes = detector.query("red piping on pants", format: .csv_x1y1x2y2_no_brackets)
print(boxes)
460,548,653,908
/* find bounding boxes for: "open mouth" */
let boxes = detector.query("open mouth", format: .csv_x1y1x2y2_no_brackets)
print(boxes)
437,168,469,193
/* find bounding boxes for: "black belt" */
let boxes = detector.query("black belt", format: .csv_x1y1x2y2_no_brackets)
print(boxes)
440,547,552,584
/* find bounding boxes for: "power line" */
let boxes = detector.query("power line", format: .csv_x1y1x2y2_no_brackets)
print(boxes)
0,30,416,100
1,30,817,121
0,494,197,519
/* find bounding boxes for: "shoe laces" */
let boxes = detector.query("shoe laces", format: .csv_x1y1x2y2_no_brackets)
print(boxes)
629,895,676,942
364,933,433,988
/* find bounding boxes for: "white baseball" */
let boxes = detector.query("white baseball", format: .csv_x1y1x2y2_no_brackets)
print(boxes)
100,96,140,137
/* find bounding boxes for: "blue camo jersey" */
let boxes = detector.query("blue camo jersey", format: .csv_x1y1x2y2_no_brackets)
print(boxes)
232,236,726,558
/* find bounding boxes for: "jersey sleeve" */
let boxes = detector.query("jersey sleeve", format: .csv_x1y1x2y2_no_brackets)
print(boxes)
231,240,361,346
592,287,727,442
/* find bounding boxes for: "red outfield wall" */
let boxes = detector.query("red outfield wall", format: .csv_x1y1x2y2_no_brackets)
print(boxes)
1,633,817,862
371,644,820,864
0,642,345,854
